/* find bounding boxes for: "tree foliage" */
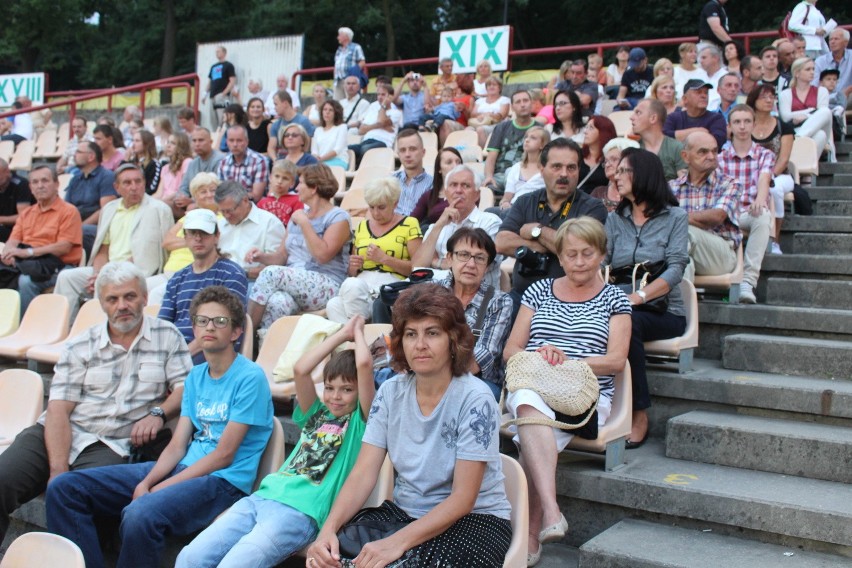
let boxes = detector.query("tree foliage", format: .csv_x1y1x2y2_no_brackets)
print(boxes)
1,0,849,90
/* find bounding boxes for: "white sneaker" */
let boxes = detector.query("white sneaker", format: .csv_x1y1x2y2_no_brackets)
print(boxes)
770,242,783,255
740,282,756,304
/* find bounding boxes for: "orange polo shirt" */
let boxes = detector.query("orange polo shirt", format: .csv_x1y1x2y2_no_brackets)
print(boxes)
10,198,83,265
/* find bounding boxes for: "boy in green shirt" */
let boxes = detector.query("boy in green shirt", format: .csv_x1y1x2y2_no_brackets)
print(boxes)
176,315,375,568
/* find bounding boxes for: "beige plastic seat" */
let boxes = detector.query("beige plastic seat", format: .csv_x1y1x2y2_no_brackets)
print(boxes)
364,323,392,344
143,303,160,317
350,215,366,231
644,279,699,373
600,99,619,116
0,294,70,361
57,122,70,140
9,140,35,171
255,315,307,401
58,173,73,199
241,316,254,359
0,531,85,568
32,130,58,159
360,147,396,172
467,161,485,179
501,454,529,568
251,418,286,491
27,298,106,365
0,369,44,456
789,136,819,184
340,187,368,218
693,242,744,303
0,289,21,338
329,165,347,197
608,111,633,137
566,363,633,472
0,140,14,162
349,165,392,195
423,146,438,175
419,130,439,150
444,129,479,150
479,186,495,210
499,257,515,293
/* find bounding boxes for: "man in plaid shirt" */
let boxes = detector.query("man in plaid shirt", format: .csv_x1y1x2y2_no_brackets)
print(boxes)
717,104,775,304
217,125,269,202
670,130,743,284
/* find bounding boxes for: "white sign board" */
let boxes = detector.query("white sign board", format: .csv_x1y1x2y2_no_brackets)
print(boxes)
0,73,46,107
438,26,511,74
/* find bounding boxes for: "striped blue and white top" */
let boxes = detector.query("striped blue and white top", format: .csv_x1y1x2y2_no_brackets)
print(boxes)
522,279,631,400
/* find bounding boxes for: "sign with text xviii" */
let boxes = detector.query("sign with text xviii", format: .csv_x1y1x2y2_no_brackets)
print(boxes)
0,73,46,107
439,26,512,74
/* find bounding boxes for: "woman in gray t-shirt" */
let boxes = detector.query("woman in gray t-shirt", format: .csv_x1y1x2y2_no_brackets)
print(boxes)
307,283,512,568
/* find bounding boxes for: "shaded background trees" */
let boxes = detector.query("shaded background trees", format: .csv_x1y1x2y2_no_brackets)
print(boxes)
1,0,849,91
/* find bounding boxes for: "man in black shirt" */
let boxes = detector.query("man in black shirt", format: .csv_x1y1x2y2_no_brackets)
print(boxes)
202,46,237,129
0,158,34,242
698,0,732,48
617,48,654,109
496,138,607,314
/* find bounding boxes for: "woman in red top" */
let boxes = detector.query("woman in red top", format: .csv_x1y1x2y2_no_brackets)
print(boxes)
778,57,835,162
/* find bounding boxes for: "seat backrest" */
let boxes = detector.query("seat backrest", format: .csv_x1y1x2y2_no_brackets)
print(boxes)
255,315,302,380
479,186,495,210
0,289,21,338
9,140,35,170
680,279,700,347
419,131,439,150
241,315,254,359
500,454,529,568
340,187,368,217
0,140,14,162
252,418,286,491
329,165,347,195
608,111,633,137
143,304,160,317
364,323,392,345
0,531,85,568
0,369,44,447
350,166,392,193
363,455,396,508
58,173,73,198
68,299,107,338
360,147,396,171
34,130,57,157
15,294,70,345
790,136,819,176
444,129,478,150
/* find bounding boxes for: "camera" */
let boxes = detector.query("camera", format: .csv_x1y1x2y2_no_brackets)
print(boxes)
411,73,421,80
515,246,551,276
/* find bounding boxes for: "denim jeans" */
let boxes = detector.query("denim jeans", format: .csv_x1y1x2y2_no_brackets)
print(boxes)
46,461,245,568
175,493,317,568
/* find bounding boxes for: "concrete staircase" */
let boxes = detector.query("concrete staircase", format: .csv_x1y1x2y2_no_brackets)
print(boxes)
558,142,852,566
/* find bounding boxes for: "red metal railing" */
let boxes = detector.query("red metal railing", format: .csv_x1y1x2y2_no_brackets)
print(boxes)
292,26,852,89
0,73,201,136
44,81,195,114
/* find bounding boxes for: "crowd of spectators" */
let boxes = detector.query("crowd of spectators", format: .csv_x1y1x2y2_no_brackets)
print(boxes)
0,15,850,568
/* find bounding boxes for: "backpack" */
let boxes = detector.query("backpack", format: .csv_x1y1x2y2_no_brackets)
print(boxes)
779,4,810,40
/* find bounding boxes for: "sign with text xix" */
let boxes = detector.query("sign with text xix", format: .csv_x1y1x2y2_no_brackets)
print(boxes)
439,26,512,74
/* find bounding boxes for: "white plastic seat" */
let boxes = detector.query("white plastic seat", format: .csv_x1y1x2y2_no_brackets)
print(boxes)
0,532,85,568
444,129,478,150
0,289,21,338
693,242,744,303
252,419,286,491
500,454,529,568
608,110,634,137
789,136,819,184
0,294,70,361
644,280,699,373
479,186,495,210
0,369,44,456
27,298,105,365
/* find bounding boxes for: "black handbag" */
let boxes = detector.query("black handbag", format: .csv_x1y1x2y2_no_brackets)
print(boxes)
378,269,433,307
337,518,410,558
607,260,669,313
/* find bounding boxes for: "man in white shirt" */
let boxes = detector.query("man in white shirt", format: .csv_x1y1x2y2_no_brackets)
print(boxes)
698,44,727,110
347,82,402,168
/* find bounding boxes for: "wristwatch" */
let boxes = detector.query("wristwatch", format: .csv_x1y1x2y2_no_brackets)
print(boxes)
149,407,166,421
636,290,647,303
27,248,34,257
530,225,542,240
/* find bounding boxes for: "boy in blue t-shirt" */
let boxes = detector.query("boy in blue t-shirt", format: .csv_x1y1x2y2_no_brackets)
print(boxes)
419,86,461,132
47,286,273,568
176,315,375,568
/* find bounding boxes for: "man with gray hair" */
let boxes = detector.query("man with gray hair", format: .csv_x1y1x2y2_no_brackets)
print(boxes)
698,44,726,110
54,164,173,321
0,260,192,544
214,181,285,284
333,27,366,100
119,105,141,147
263,74,302,116
411,164,503,288
813,28,852,103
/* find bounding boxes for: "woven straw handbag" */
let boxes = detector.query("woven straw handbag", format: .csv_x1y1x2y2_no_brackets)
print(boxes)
502,351,599,431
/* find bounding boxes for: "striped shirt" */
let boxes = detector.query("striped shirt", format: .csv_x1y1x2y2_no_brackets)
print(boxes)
393,169,434,216
39,316,192,462
521,280,631,401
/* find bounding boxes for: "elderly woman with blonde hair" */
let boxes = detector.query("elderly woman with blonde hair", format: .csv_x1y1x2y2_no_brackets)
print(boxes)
326,177,423,323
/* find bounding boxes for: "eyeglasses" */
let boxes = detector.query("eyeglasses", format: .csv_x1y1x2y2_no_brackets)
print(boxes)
192,315,233,328
185,229,212,239
283,132,302,138
452,251,489,265
218,198,246,216
554,101,572,107
615,167,634,176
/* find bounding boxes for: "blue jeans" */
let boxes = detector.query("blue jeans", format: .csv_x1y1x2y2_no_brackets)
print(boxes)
46,462,245,568
176,493,317,568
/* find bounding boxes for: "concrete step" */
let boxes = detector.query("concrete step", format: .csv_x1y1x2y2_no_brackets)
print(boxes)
722,333,852,380
813,200,852,216
666,410,852,483
647,358,852,425
781,216,852,232
817,173,852,186
788,233,852,255
766,277,852,310
819,162,852,175
761,254,852,278
808,186,852,201
557,442,852,553
578,519,851,568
